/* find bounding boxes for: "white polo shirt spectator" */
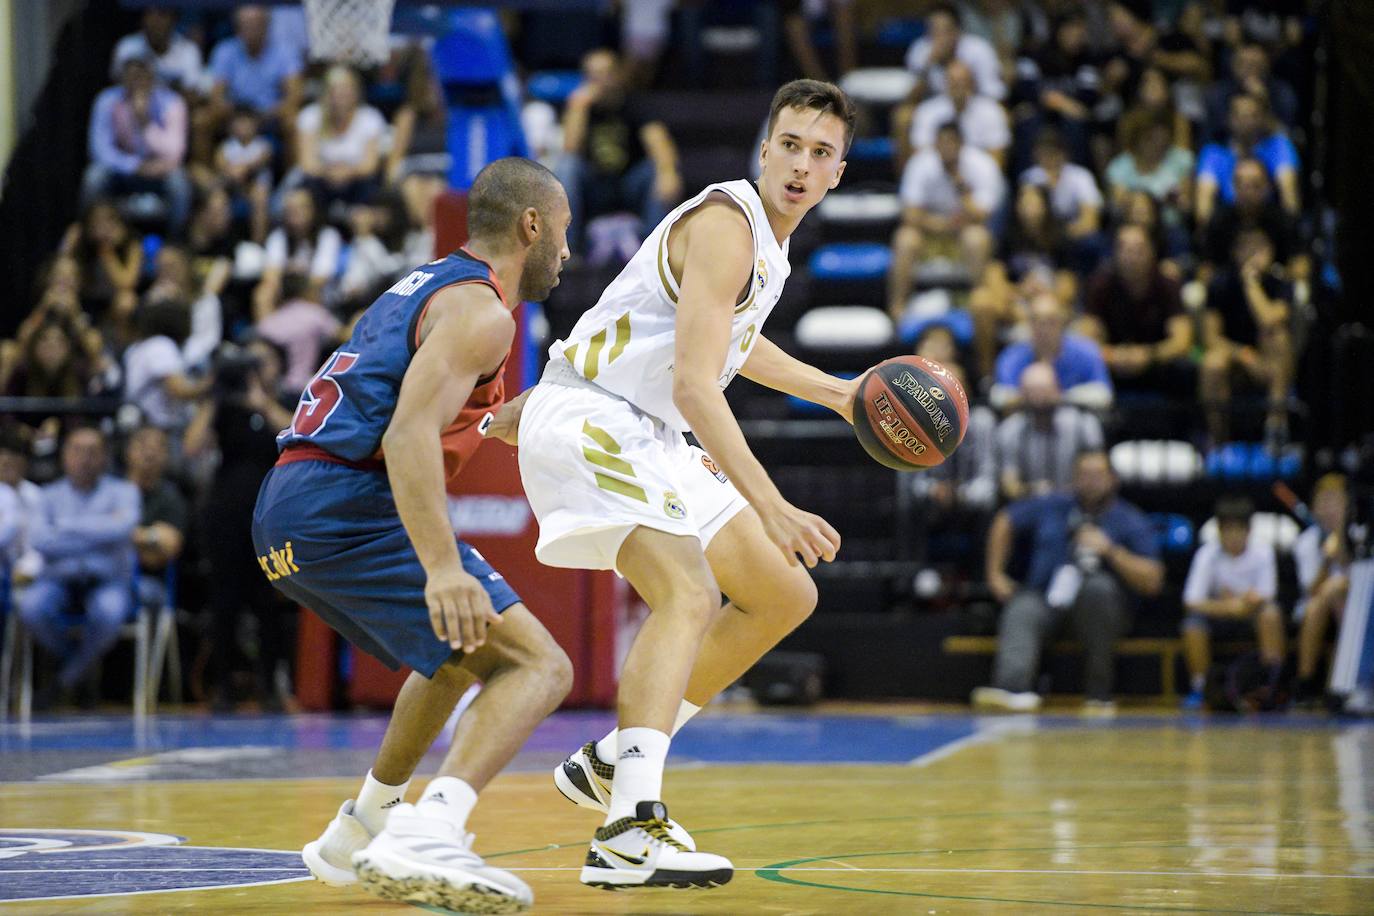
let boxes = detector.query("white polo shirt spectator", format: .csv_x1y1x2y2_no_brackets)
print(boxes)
1019,162,1103,223
906,33,1006,100
899,145,1006,217
911,94,1010,155
296,102,388,172
123,335,191,430
111,30,205,92
1291,524,1349,620
264,223,343,287
1183,539,1277,606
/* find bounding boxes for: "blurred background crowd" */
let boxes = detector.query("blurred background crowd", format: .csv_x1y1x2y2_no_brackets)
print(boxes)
0,0,1369,716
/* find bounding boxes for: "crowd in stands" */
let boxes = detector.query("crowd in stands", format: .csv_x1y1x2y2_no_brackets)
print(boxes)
0,1,1360,716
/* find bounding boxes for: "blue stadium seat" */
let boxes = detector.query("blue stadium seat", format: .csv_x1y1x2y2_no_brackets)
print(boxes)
847,137,895,161
1151,513,1196,555
526,70,582,106
897,309,974,348
876,19,925,48
809,243,892,282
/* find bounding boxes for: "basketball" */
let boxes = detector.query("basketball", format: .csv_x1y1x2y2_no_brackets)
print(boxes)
851,355,969,470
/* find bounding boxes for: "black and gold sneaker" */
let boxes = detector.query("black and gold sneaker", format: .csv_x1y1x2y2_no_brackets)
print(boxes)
580,801,732,890
553,743,696,850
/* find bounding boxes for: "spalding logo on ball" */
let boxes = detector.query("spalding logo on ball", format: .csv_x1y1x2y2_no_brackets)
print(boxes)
852,355,969,470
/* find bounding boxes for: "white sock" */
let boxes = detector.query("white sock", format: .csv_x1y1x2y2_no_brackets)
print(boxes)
594,700,702,764
605,727,670,823
415,777,479,833
354,769,409,835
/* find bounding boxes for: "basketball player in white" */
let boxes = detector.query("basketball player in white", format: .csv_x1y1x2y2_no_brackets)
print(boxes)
491,80,859,889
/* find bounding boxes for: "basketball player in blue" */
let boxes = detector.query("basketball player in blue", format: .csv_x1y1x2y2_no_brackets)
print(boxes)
251,157,570,913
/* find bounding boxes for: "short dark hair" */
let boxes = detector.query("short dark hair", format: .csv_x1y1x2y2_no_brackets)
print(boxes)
1215,495,1255,526
1033,127,1067,156
935,120,963,143
766,79,856,156
928,3,961,25
466,156,564,241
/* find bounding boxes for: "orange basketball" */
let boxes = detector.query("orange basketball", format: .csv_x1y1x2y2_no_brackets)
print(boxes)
851,355,970,470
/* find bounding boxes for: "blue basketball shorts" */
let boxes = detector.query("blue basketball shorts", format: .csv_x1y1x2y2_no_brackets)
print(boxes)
251,459,522,678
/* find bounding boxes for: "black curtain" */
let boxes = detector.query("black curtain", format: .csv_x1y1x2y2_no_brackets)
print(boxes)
0,1,139,337
1328,0,1374,329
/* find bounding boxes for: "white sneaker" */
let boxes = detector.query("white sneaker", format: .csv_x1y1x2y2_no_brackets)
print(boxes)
971,686,1042,712
581,801,731,890
554,741,696,850
352,803,532,913
301,799,374,886
1081,699,1118,718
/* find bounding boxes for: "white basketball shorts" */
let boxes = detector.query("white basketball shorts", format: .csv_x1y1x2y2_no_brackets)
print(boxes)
517,370,749,572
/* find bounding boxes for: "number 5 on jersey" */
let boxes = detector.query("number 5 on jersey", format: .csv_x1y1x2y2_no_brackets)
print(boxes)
285,351,360,438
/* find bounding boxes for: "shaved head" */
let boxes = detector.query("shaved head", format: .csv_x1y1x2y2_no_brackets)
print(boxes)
467,157,565,242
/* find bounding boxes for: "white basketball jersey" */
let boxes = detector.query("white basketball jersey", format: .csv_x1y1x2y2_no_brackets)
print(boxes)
549,179,792,432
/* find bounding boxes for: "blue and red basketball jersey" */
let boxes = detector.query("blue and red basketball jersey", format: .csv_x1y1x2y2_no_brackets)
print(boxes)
276,247,509,491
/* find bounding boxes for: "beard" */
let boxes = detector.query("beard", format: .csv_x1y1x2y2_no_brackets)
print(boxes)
517,240,561,302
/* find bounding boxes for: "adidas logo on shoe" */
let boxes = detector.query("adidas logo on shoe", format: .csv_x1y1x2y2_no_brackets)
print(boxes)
618,745,644,760
426,792,447,804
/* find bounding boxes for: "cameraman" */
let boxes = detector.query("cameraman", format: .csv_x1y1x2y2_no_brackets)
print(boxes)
185,337,294,711
973,451,1163,712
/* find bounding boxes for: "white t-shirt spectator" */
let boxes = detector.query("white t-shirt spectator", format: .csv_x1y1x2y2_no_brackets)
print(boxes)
1019,163,1103,223
265,225,343,285
123,335,190,430
1183,539,1277,607
6,478,44,577
1291,524,1349,619
183,292,223,371
911,95,1010,154
219,136,272,174
111,32,205,92
906,33,1006,100
899,146,1006,217
296,103,388,170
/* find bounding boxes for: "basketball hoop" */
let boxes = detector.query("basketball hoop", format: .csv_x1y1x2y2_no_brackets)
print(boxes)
303,0,397,68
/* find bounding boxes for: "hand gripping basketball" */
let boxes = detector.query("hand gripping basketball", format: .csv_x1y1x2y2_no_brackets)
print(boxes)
851,355,970,471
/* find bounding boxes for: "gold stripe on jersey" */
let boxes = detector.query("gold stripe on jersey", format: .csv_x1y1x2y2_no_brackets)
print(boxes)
594,472,648,504
656,229,678,304
582,446,635,477
581,420,621,454
608,313,631,364
582,329,608,380
717,186,760,314
563,343,579,368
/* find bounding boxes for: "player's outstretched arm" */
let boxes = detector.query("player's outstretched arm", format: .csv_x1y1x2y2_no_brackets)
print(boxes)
383,284,515,653
740,334,859,424
672,202,840,568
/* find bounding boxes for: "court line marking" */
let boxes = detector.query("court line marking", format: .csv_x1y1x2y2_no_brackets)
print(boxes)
755,850,1363,915
1,876,311,904
471,866,1374,880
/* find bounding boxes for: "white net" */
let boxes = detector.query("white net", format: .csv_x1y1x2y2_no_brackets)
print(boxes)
303,0,397,67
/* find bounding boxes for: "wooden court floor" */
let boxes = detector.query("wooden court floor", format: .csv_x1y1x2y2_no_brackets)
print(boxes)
2,712,1372,914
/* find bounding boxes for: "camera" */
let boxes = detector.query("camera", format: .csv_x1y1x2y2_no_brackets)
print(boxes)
211,342,263,399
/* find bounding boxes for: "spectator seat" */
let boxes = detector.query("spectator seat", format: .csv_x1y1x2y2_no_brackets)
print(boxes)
795,305,894,349
526,70,581,106
1110,440,1204,486
839,68,916,107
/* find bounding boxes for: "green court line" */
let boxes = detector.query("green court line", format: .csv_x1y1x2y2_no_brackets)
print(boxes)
754,850,1355,915
480,803,1269,860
